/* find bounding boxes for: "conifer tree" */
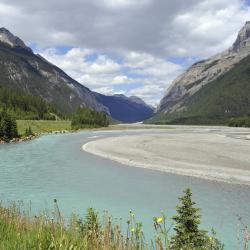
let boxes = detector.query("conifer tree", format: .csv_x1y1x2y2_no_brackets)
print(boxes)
0,110,18,141
170,188,208,250
71,107,109,129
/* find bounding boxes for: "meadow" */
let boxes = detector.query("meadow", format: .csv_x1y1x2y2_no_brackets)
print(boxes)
17,120,71,135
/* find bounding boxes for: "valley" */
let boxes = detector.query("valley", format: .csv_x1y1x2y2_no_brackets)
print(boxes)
0,4,250,248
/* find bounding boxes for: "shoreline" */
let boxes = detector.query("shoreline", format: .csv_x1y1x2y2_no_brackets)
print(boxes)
82,130,250,186
0,123,174,145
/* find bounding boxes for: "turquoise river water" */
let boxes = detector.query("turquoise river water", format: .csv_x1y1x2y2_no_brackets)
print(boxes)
0,129,250,249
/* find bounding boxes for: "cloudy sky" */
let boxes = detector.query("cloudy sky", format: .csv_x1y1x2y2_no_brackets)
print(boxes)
0,0,250,105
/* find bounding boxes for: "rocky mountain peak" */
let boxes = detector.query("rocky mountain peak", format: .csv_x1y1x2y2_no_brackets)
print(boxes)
157,21,250,114
129,96,145,104
0,27,33,53
232,21,250,52
129,96,155,110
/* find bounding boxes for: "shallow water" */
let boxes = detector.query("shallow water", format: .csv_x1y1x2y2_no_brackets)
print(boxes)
0,129,250,249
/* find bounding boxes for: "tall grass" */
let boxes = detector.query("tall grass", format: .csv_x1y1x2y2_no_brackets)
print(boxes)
0,199,227,250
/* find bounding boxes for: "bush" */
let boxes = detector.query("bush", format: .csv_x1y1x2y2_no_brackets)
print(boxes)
228,117,250,127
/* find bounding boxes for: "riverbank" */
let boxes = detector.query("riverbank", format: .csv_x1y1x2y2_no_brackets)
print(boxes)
0,120,71,144
2,122,173,144
83,126,250,185
1,120,112,144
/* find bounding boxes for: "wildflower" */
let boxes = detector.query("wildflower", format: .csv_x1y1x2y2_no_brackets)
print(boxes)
157,217,163,224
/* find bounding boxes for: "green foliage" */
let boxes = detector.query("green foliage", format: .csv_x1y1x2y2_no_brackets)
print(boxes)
153,211,172,249
83,208,100,236
0,109,18,141
170,188,224,250
207,229,225,250
126,210,145,249
71,107,109,129
24,126,34,137
0,189,225,249
76,207,101,248
0,85,58,120
228,116,250,127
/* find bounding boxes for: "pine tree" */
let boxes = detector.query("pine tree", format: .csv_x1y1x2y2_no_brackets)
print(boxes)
170,188,208,250
0,110,18,141
71,107,109,129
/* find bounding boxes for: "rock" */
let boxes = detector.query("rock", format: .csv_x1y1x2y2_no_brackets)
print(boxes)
232,21,250,53
157,21,250,114
0,27,33,53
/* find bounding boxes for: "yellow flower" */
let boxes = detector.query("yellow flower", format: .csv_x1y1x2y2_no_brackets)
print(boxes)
157,217,163,224
131,228,135,233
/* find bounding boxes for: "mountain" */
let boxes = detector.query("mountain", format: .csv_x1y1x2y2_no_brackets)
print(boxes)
0,28,108,115
94,93,154,123
149,21,250,124
0,28,155,123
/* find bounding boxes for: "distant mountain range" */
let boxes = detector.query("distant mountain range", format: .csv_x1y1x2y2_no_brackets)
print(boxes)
94,93,154,123
148,21,250,124
0,27,153,123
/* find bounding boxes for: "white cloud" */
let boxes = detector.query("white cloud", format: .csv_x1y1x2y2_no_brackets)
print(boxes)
39,48,182,105
99,0,149,9
87,55,121,74
1,0,249,58
122,52,183,105
0,2,17,14
128,85,165,106
164,0,250,57
1,0,250,105
93,86,125,95
112,75,131,84
40,48,132,88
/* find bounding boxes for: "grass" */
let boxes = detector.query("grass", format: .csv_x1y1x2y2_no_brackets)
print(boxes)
17,120,71,135
0,203,156,250
16,120,173,137
0,190,227,250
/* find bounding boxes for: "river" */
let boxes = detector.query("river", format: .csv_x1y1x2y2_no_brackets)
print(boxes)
0,128,250,249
